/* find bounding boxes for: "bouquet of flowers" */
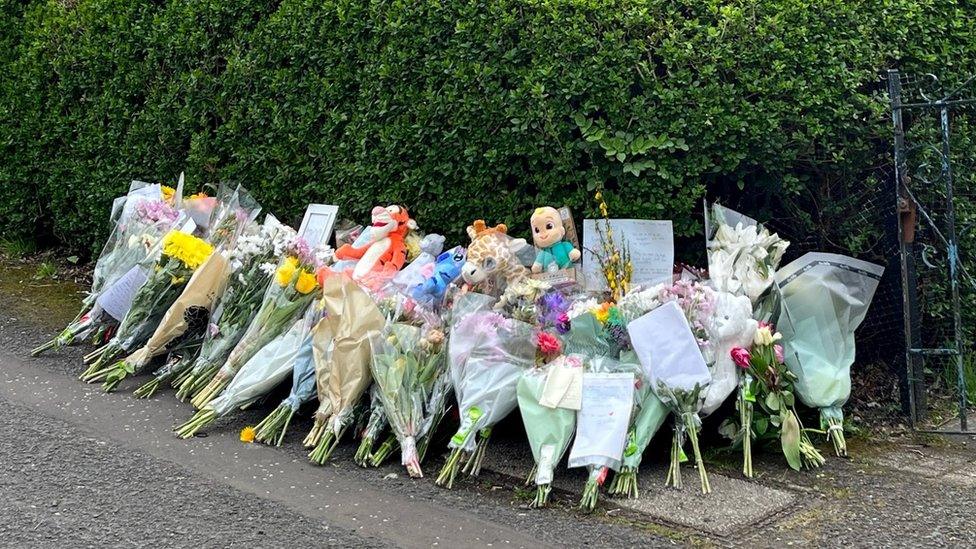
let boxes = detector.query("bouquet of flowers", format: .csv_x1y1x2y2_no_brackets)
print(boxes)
305,273,386,463
629,301,713,494
190,236,319,409
517,354,579,507
253,322,319,446
435,292,535,489
729,322,826,472
367,321,448,477
176,314,310,438
353,385,391,466
567,354,639,511
173,222,294,400
773,252,883,457
705,202,789,304
80,230,214,383
31,185,182,356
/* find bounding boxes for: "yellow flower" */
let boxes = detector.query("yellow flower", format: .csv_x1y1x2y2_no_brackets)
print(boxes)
161,185,176,203
294,270,318,295
275,256,299,287
162,231,214,270
239,426,256,443
593,302,611,324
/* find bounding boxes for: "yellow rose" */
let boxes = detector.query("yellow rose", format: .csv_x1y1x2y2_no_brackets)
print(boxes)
295,270,318,294
754,326,782,346
275,257,299,287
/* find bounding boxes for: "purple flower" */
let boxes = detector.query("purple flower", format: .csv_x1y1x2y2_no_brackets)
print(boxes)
537,291,569,327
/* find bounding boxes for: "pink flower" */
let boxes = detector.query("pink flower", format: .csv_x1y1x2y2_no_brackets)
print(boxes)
535,331,562,356
774,344,785,364
730,347,751,369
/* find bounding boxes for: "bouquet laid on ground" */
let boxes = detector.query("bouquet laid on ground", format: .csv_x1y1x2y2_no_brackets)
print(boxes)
367,320,448,477
32,184,183,356
436,292,535,488
80,230,214,383
191,236,319,409
176,313,310,438
173,222,293,400
103,251,229,393
705,202,789,304
517,353,578,508
629,301,713,494
773,252,883,457
253,316,320,446
354,385,392,466
568,353,639,511
306,273,386,464
729,322,826,471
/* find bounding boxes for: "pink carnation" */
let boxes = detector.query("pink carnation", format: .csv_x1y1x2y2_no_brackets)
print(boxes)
535,331,562,356
774,344,785,364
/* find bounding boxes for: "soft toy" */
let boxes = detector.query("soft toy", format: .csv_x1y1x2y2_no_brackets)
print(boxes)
530,206,581,273
392,233,445,295
702,291,758,416
412,246,466,305
334,205,417,280
461,220,530,295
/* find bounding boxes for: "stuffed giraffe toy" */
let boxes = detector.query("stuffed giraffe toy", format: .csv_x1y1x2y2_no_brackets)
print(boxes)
460,220,529,304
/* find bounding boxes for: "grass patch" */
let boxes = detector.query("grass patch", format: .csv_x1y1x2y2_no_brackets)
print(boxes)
33,261,58,280
0,238,36,258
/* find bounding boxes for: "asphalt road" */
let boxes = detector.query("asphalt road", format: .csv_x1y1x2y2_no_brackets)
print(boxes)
2,266,976,548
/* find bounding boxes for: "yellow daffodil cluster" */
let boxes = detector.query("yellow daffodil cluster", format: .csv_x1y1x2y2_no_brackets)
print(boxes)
275,256,319,295
162,231,214,270
161,185,176,203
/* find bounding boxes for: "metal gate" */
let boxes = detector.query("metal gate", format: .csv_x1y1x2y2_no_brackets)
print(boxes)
888,70,976,433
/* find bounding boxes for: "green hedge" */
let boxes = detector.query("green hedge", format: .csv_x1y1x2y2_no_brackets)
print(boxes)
2,0,976,257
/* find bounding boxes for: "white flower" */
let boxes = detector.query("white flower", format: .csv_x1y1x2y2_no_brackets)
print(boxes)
567,297,599,320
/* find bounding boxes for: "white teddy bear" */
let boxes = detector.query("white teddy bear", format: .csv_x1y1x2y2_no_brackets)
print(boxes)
702,291,758,416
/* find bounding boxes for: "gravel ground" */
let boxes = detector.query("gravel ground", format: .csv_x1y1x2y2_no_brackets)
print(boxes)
1,262,975,548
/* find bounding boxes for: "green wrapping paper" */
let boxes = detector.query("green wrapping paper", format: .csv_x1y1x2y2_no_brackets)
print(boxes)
517,364,577,507
774,252,883,456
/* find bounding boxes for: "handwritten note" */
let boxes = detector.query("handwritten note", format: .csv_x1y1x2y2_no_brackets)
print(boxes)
96,265,149,321
298,204,339,249
539,360,584,410
581,219,673,291
567,372,634,469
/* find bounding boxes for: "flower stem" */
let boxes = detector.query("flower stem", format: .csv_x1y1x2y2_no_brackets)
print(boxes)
827,416,847,457
303,418,326,448
368,434,399,468
461,428,491,477
741,392,754,478
434,446,467,489
686,417,711,495
578,478,599,512
308,424,347,465
255,405,295,447
531,483,551,508
608,467,639,499
191,375,228,410
174,408,218,439
665,430,682,490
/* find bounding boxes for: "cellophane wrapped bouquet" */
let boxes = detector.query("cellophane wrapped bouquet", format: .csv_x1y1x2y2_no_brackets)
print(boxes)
80,230,214,383
435,292,535,489
705,202,788,304
190,235,320,410
367,319,448,477
173,221,294,400
176,303,319,438
629,301,714,494
32,183,182,356
102,189,262,393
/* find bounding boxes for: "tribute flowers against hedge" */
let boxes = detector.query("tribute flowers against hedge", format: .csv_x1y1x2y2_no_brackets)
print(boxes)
32,181,885,506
